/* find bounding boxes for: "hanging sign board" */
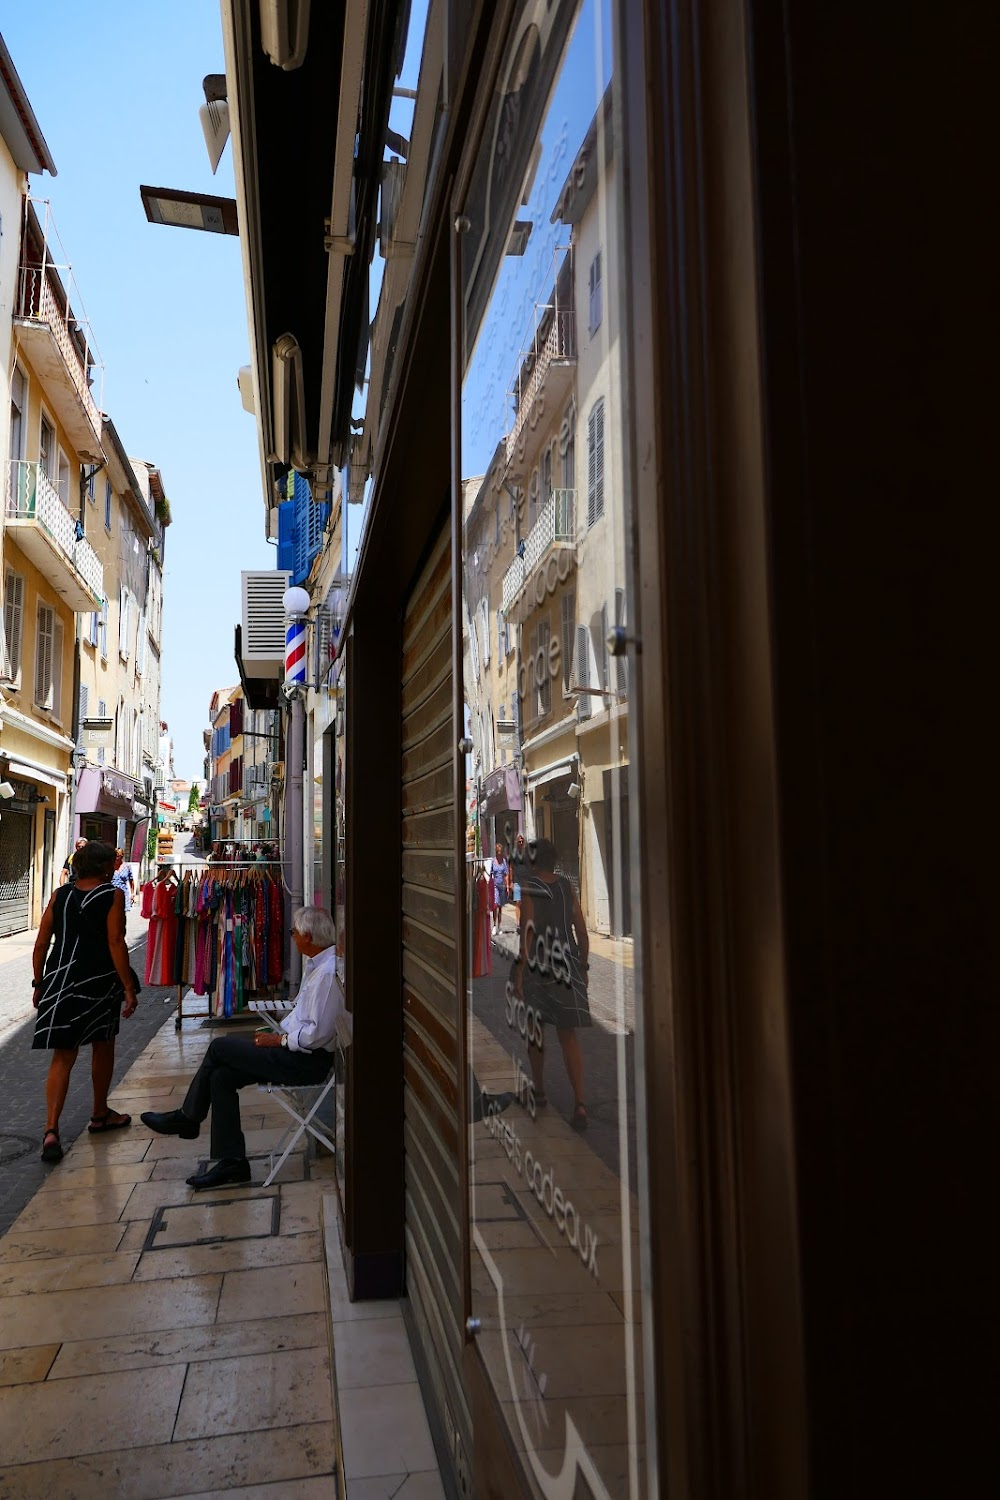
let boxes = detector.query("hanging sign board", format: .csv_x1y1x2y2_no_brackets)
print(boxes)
82,718,113,748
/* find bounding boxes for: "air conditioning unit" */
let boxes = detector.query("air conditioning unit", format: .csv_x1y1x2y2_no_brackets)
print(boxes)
241,571,291,678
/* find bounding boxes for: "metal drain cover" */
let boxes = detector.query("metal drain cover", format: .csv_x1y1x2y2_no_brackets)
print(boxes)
143,1193,280,1250
0,1133,36,1165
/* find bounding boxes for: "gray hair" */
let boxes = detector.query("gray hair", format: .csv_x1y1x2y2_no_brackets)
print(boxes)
291,906,337,947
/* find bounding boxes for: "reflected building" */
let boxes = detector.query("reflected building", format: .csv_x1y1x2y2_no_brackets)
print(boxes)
466,93,632,935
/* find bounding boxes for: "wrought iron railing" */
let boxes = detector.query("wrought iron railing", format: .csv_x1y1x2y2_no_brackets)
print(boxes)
501,490,576,614
6,461,103,603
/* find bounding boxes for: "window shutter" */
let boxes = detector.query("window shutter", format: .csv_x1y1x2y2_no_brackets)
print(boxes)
576,625,592,721
35,605,54,708
80,683,90,725
480,599,490,668
137,612,147,676
587,400,605,526
536,617,551,714
119,588,131,660
52,619,64,719
614,588,628,695
100,597,108,658
600,603,610,691
589,251,603,334
469,610,480,683
4,570,24,678
561,591,575,691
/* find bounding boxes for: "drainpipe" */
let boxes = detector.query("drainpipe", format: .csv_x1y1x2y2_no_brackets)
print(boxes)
66,619,83,854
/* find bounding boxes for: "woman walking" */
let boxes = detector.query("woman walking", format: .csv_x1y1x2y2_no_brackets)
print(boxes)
32,841,139,1163
489,841,511,933
112,848,135,912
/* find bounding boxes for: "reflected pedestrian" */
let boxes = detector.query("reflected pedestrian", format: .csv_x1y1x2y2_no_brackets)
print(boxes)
514,837,592,1130
489,841,510,933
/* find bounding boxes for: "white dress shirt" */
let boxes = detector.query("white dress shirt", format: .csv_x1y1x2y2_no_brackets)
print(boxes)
281,945,342,1053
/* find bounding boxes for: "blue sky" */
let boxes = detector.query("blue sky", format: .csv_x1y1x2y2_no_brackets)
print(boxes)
3,3,271,780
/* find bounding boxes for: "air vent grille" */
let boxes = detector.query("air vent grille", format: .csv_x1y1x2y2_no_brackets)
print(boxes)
241,571,291,662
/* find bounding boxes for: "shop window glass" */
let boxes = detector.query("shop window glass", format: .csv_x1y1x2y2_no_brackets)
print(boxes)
459,3,643,1495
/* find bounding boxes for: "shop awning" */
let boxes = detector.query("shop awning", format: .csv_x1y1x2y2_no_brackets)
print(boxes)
526,755,578,790
480,765,522,816
4,759,66,792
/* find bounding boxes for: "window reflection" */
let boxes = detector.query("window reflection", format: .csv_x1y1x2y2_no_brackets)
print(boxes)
461,3,643,1496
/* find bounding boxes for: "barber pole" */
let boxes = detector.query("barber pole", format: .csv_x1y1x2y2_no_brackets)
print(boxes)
285,620,307,685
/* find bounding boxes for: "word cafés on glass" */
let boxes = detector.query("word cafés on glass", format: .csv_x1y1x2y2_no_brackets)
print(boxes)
460,1,642,1496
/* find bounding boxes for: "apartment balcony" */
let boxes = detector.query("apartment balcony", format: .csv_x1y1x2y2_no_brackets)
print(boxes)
14,259,103,462
502,489,576,622
504,310,577,483
6,461,104,612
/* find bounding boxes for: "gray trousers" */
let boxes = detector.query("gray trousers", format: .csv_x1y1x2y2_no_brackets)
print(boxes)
182,1035,334,1161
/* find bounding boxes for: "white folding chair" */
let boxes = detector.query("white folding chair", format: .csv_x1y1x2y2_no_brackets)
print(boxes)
257,1073,337,1186
256,1011,351,1187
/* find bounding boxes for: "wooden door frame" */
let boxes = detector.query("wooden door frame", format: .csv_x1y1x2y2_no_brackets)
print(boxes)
622,0,809,1495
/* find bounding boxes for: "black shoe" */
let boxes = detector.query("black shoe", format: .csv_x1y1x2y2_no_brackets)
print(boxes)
186,1158,252,1191
141,1109,199,1139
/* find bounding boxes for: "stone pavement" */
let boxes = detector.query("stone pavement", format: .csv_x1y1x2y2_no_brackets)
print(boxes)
0,912,177,1237
0,989,447,1499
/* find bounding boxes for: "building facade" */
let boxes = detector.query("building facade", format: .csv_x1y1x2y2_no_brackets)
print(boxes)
72,427,169,863
1,188,105,932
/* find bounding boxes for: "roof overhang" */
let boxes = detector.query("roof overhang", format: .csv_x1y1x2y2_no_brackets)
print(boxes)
0,36,56,176
221,0,402,527
101,417,157,538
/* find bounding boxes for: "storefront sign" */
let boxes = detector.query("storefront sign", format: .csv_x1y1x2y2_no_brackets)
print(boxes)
101,770,135,805
82,717,113,748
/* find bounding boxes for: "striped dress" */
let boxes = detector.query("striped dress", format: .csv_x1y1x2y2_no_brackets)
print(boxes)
32,885,126,1050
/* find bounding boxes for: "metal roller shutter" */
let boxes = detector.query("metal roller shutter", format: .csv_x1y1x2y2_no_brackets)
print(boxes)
0,809,33,938
400,525,469,1461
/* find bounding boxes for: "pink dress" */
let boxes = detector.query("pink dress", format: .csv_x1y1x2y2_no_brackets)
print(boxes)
145,879,179,985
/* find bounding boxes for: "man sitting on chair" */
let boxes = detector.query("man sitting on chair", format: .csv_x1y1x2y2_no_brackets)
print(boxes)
142,906,342,1190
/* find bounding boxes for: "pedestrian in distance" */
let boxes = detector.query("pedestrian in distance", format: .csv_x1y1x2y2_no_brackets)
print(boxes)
112,848,136,912
32,841,139,1163
141,906,346,1190
511,831,526,929
59,837,88,887
489,841,511,933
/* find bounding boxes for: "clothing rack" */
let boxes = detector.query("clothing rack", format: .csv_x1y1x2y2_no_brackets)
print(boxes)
144,862,286,1031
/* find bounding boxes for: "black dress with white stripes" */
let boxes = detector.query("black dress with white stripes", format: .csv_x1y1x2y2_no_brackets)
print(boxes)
32,885,126,1051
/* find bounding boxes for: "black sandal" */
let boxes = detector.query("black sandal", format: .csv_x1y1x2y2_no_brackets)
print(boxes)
41,1129,63,1163
88,1110,132,1134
